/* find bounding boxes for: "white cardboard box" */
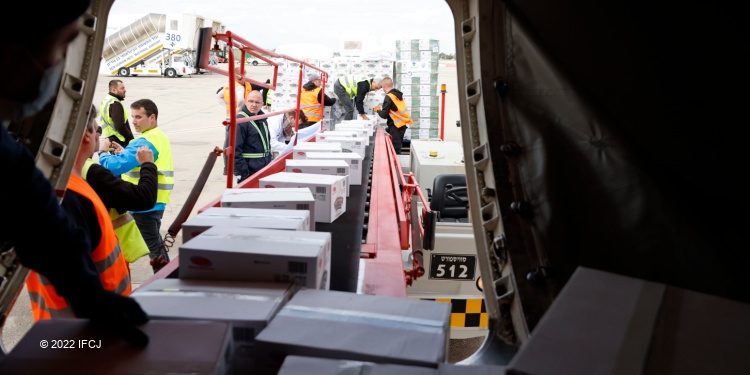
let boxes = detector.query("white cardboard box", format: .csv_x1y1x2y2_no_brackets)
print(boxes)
179,226,332,290
332,126,370,141
221,188,316,231
132,279,295,375
260,172,347,223
183,207,309,242
285,159,350,197
0,319,233,375
303,152,364,185
317,130,369,146
338,118,377,133
316,136,366,157
335,123,374,138
255,289,451,375
278,356,437,375
292,142,342,159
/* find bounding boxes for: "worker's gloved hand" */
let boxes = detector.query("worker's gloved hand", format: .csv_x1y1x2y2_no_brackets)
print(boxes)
374,105,381,112
68,289,150,347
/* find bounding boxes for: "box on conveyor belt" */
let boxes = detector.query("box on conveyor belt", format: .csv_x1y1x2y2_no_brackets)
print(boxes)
277,356,438,375
182,207,309,242
131,279,294,375
292,141,342,159
0,319,233,375
331,123,371,139
315,135,366,157
285,159,350,197
179,226,331,290
316,130,369,145
221,188,315,231
259,172,347,223
302,152,364,185
255,289,451,374
338,118,376,133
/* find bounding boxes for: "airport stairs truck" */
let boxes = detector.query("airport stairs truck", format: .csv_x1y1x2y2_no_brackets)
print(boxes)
101,12,225,77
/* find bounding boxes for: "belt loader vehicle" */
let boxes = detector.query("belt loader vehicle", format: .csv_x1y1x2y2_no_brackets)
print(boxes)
1,0,748,373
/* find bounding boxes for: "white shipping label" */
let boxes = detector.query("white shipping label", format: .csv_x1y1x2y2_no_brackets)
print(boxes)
419,85,432,96
419,39,430,50
420,107,432,117
420,118,432,128
419,129,430,139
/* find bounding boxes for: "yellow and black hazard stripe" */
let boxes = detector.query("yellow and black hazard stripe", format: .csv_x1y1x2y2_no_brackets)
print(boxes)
418,298,488,328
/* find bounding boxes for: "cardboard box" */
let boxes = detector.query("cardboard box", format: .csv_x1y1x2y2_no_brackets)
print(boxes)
285,159,350,197
132,279,295,375
255,289,451,374
439,363,507,375
292,142,342,159
260,172,347,223
303,152,364,185
278,356,437,375
316,136,366,157
179,226,331,290
183,207,309,242
0,319,232,375
338,119,376,133
221,188,316,231
332,124,371,139
316,130,369,146
507,267,750,375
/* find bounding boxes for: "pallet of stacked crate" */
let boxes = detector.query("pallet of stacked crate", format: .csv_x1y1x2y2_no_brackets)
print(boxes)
395,39,440,140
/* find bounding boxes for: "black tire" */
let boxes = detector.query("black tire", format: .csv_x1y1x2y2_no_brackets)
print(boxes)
165,68,177,78
252,60,259,66
117,67,129,77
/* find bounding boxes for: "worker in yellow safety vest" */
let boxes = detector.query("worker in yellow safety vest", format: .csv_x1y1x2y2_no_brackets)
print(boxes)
26,105,132,322
300,73,337,123
333,75,381,120
260,78,274,112
375,77,413,155
99,79,135,147
82,120,157,263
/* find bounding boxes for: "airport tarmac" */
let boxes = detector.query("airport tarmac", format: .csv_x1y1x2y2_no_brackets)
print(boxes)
1,62,476,358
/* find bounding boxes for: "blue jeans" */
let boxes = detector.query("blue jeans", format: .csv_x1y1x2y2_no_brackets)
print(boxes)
132,210,169,263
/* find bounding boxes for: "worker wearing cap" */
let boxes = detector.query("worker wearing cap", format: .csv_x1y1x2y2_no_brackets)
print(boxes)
334,75,382,120
375,77,413,154
300,73,337,124
0,0,149,347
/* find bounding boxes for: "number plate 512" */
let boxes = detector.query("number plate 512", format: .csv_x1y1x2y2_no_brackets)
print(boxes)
429,254,476,280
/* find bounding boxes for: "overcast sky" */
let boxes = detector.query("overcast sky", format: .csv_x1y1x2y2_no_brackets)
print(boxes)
105,0,458,54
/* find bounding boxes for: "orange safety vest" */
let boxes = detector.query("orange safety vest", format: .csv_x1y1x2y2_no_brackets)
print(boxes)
386,93,414,128
223,81,253,118
26,175,132,322
300,87,323,122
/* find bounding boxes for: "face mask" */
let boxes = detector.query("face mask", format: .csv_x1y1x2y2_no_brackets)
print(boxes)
15,59,64,120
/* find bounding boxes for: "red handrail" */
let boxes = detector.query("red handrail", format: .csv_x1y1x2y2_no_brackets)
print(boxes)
202,29,330,188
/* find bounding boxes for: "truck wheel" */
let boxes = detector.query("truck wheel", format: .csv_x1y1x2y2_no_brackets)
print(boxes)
118,67,129,77
252,60,259,66
165,68,177,78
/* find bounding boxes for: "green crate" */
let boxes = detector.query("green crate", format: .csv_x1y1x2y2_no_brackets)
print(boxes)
398,84,438,97
399,73,438,85
403,95,440,108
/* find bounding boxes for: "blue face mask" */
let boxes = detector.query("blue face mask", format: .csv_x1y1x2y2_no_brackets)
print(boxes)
16,59,64,120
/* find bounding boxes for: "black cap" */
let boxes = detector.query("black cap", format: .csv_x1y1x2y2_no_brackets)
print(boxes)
11,1,91,37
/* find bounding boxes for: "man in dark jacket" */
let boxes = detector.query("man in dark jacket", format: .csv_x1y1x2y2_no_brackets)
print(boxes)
234,91,271,182
334,75,381,120
0,0,149,347
375,77,413,154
